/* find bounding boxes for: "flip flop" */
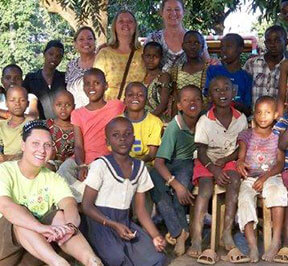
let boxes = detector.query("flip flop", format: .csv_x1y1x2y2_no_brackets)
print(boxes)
165,232,176,245
221,247,250,264
197,249,219,265
273,247,288,263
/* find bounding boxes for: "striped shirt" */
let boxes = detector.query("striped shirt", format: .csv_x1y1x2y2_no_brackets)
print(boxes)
238,129,279,177
273,114,288,169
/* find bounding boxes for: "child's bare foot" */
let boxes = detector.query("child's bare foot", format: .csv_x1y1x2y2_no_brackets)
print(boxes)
174,230,189,256
249,246,259,263
262,241,281,262
186,237,202,258
221,230,236,251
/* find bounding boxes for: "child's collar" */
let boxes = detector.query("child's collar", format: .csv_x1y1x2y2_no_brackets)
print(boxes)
207,105,241,121
175,111,195,133
123,110,147,123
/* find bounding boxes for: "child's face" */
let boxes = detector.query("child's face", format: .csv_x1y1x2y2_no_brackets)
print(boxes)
6,87,28,117
209,79,234,108
83,74,107,102
281,3,288,23
177,88,202,118
221,38,241,64
53,93,75,121
182,33,203,59
254,101,278,129
106,120,134,156
44,47,63,70
142,46,162,71
1,68,22,90
264,30,286,57
124,85,146,112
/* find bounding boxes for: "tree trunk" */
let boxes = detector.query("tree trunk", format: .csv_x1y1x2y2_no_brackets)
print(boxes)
40,0,108,45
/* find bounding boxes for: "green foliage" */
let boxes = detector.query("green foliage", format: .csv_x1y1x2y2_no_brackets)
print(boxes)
57,0,242,37
0,0,74,76
107,0,242,36
56,0,107,38
251,0,280,23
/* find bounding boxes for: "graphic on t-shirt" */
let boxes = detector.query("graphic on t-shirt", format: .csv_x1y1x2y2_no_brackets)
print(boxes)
133,139,142,152
21,187,51,219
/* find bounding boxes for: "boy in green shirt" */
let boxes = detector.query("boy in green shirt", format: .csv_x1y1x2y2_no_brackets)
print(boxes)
150,85,202,256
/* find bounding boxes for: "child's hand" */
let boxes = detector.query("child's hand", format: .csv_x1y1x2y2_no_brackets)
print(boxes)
174,183,194,205
210,165,230,186
236,159,248,178
252,175,267,192
112,222,134,241
153,235,166,252
77,166,88,182
214,158,226,168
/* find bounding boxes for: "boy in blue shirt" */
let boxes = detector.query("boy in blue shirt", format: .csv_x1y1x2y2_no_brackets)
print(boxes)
205,33,252,116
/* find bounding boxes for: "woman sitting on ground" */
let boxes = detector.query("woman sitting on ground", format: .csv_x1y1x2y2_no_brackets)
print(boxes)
0,120,102,266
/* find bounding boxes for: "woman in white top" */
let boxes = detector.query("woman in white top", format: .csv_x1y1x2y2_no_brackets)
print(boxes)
146,0,210,71
66,26,97,108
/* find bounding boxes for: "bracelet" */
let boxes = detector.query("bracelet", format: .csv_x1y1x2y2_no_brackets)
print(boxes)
66,223,79,236
165,175,175,186
205,161,212,168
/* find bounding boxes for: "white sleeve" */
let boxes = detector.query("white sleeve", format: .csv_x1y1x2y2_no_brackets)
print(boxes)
84,160,104,191
136,165,154,193
194,115,209,145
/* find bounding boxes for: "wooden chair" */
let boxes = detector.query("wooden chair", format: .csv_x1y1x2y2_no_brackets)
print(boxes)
189,184,226,251
257,196,272,253
189,186,272,252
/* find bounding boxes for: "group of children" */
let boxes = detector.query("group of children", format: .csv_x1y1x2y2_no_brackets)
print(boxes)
1,22,288,265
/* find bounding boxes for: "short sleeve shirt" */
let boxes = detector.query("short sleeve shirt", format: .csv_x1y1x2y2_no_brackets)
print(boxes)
0,117,31,155
0,161,74,219
238,129,279,177
195,106,248,163
273,114,288,169
71,100,125,164
205,65,252,108
243,54,284,107
156,113,196,161
84,155,154,210
124,112,163,161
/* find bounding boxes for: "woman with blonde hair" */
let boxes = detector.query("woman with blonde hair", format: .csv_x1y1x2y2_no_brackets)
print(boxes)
145,0,210,71
94,10,145,100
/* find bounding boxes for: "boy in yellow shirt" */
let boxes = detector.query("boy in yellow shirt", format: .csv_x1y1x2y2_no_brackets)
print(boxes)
123,82,163,166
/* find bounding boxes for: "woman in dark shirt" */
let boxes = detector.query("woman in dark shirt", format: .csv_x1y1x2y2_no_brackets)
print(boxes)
23,40,66,119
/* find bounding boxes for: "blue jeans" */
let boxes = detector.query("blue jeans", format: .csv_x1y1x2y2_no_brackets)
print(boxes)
150,159,193,238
